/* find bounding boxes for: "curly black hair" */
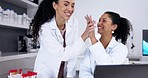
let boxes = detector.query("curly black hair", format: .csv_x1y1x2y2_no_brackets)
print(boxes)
104,11,131,44
29,0,59,43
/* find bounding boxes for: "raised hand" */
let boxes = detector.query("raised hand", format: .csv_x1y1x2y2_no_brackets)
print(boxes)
85,15,98,44
85,15,96,38
81,15,96,42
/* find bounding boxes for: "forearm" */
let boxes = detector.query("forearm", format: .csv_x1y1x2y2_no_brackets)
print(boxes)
90,34,98,45
81,31,88,42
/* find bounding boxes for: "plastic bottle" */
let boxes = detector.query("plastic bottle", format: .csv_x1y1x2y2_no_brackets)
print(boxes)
14,12,18,25
22,74,28,78
18,15,23,25
6,9,11,22
10,10,15,24
22,13,27,26
8,69,18,76
0,6,3,22
2,11,8,22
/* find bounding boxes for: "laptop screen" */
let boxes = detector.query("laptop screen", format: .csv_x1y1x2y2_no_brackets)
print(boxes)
94,64,148,78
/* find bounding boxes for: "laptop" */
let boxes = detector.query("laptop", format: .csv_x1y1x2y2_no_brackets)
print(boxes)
94,64,148,78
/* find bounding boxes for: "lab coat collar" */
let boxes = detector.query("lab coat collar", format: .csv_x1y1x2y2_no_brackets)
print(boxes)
65,20,72,37
105,37,118,53
48,16,72,34
95,35,118,49
48,16,58,30
107,37,118,48
46,16,72,43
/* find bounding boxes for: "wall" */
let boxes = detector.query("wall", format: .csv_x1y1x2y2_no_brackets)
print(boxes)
74,0,148,60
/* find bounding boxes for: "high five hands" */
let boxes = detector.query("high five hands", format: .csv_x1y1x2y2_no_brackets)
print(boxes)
81,15,97,44
85,15,96,38
85,15,98,44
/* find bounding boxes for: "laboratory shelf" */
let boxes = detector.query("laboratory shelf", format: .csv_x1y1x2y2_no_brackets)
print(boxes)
3,0,38,9
0,22,29,29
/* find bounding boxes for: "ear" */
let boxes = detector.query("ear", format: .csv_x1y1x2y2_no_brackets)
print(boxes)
112,24,117,31
52,2,58,10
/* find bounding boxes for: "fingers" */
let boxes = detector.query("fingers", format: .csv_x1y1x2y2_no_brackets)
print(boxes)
83,15,96,41
85,15,96,34
87,22,95,31
85,15,92,24
82,15,95,41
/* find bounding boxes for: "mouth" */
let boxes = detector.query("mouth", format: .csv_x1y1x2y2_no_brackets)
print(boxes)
98,26,102,30
65,12,72,17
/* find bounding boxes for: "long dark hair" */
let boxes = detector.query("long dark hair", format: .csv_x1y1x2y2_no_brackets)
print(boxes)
104,11,131,44
29,0,59,43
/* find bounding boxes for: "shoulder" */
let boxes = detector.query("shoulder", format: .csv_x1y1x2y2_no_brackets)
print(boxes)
113,42,128,55
41,17,56,30
111,37,127,50
116,42,127,50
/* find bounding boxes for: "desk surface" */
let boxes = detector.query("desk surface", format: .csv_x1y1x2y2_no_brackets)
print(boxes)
129,61,148,64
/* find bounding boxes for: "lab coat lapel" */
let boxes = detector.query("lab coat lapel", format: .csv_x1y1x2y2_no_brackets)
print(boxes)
49,17,72,45
49,17,64,44
65,21,72,40
106,37,118,54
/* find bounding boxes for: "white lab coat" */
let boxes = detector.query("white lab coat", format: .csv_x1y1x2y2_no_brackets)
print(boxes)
34,16,85,78
79,37,128,78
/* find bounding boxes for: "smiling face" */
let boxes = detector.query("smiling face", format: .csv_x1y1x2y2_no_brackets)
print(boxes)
53,0,75,21
97,13,117,36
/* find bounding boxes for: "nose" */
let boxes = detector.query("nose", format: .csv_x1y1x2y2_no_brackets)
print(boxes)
67,6,74,12
97,22,101,27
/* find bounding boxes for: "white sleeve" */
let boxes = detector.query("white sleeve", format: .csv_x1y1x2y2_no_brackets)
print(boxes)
39,19,85,61
89,41,128,65
66,58,77,77
79,49,94,78
62,17,85,61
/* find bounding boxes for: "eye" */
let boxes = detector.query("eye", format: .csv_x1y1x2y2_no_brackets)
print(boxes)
71,5,75,8
102,19,107,22
64,3,69,6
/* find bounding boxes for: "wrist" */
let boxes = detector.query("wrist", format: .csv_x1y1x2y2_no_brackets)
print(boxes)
90,36,97,45
81,32,88,42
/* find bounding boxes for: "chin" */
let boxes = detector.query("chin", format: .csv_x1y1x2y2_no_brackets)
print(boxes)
97,30,100,33
66,16,71,19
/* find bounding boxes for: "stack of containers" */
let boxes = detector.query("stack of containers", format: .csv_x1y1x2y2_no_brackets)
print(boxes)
8,69,37,78
0,6,32,28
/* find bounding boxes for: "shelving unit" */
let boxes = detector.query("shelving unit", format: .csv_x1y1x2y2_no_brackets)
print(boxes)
0,22,29,29
3,0,38,18
0,1,39,78
0,0,39,29
0,0,39,52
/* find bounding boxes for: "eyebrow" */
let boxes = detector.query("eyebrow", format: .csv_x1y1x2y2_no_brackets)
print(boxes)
63,1,75,5
102,18,107,19
99,18,107,20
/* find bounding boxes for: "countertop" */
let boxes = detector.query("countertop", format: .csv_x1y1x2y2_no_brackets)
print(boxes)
0,52,37,62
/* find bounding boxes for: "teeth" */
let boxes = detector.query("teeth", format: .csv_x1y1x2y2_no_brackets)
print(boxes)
98,26,101,29
66,13,70,16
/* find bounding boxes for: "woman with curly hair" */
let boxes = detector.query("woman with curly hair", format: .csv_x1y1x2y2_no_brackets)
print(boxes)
79,11,131,78
29,0,92,78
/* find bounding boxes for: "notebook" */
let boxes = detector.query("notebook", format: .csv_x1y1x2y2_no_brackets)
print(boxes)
94,64,148,78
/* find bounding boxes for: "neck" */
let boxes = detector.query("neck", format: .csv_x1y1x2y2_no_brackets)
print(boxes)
100,34,112,49
55,15,66,30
